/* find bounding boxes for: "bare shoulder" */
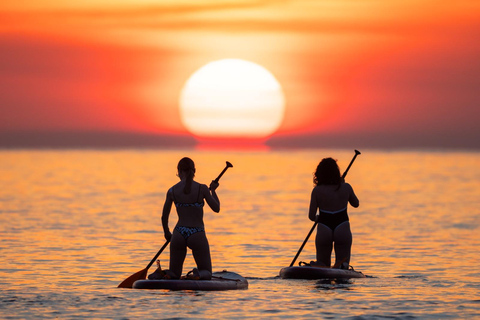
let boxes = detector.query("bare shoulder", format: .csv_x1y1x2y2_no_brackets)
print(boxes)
341,183,356,194
198,183,209,194
343,182,353,188
165,186,174,200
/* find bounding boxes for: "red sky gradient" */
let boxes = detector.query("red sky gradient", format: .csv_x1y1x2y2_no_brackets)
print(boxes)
1,1,479,149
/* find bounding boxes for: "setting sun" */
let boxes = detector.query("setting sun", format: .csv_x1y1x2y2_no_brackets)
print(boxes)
179,59,285,140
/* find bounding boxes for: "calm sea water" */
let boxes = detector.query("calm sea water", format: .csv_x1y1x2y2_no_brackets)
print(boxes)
0,149,479,319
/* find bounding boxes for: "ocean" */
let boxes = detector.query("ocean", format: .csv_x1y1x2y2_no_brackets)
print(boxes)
1,149,479,319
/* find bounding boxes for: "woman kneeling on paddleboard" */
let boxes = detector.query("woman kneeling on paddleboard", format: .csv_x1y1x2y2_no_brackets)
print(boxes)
308,158,359,269
159,157,220,280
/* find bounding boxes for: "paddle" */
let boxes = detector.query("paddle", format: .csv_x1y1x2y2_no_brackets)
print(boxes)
118,240,170,288
289,150,361,267
212,161,233,187
118,161,233,288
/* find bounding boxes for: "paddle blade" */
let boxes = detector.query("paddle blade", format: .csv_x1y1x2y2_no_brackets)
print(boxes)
117,268,148,288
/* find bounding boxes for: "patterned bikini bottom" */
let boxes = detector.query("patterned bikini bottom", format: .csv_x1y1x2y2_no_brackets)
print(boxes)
174,226,205,240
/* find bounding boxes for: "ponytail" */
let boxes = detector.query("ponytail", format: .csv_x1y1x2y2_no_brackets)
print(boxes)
183,168,195,194
177,157,196,194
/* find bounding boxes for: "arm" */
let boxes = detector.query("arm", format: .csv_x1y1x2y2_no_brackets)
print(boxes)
203,182,220,213
346,183,359,208
161,188,174,241
308,188,318,222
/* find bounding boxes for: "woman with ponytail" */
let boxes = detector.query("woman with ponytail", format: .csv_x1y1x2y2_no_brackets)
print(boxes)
159,157,220,280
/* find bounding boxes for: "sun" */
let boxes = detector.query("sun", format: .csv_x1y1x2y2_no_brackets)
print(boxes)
179,59,285,140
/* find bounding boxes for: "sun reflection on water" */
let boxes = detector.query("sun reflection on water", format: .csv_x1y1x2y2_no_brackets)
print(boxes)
0,149,479,318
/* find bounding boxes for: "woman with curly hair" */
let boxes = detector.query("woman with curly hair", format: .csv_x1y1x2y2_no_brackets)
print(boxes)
308,157,359,269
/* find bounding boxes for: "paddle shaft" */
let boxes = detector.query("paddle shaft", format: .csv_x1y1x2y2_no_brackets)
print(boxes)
145,240,170,270
289,150,361,267
117,240,170,288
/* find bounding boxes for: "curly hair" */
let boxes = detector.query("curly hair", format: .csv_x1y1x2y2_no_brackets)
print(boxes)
177,157,196,194
313,157,341,186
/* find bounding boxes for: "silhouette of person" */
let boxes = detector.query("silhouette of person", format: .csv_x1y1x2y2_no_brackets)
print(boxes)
308,157,359,269
160,157,220,280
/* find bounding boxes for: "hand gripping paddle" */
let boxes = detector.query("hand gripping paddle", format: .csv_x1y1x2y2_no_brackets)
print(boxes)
211,161,233,188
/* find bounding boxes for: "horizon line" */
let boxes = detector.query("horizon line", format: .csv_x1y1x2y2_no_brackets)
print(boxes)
0,130,478,151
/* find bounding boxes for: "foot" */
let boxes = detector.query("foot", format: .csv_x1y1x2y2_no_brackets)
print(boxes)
149,268,177,280
333,257,348,269
197,269,212,280
333,262,349,269
185,268,201,280
185,268,212,280
310,261,329,268
148,268,166,280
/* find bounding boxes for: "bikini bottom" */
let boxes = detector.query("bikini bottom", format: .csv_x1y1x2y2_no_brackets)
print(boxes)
174,226,205,240
318,209,349,231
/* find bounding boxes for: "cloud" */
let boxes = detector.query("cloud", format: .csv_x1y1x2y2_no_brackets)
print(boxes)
4,0,479,36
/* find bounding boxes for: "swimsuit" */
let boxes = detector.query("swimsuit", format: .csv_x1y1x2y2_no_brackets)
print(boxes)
174,226,205,240
171,186,205,240
318,207,349,231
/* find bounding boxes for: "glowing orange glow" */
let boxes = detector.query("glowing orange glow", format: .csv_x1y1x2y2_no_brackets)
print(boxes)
179,59,285,139
2,150,480,288
0,1,479,148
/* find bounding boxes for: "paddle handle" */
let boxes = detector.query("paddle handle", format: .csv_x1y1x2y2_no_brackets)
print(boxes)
210,161,233,190
289,150,361,267
341,149,361,180
213,161,233,183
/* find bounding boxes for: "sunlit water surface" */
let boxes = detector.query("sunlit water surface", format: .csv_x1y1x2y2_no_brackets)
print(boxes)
1,149,479,319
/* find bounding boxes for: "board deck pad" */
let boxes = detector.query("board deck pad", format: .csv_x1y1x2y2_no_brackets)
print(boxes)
133,270,248,290
279,266,366,279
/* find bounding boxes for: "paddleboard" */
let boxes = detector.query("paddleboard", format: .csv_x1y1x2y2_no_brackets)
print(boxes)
279,266,365,279
133,270,248,291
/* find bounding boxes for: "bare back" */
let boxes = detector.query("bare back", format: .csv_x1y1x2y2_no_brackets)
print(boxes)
309,183,359,221
171,181,204,227
164,180,220,228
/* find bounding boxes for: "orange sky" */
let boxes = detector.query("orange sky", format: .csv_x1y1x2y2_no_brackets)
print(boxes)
1,1,479,148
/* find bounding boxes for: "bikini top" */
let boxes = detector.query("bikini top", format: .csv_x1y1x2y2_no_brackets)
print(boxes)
171,185,205,208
